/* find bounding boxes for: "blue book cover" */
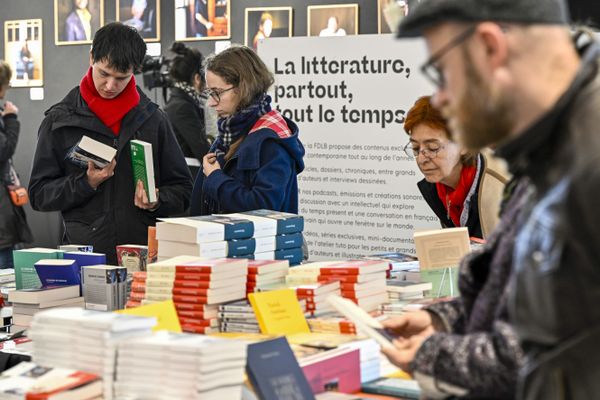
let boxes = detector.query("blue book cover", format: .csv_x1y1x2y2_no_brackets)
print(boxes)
34,259,81,288
246,337,315,400
227,238,256,257
274,247,303,266
275,232,304,250
189,215,254,240
230,254,255,260
63,251,106,267
242,209,304,234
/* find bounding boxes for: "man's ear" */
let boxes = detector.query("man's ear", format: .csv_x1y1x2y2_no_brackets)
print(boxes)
89,51,94,67
475,22,509,71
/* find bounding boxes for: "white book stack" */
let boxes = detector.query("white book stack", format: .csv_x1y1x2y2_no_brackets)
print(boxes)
245,259,289,295
293,281,340,317
218,300,260,333
386,280,433,303
339,338,381,383
27,308,156,400
114,331,247,400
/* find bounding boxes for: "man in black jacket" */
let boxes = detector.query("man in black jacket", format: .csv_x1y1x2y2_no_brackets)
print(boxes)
29,23,192,264
386,0,600,399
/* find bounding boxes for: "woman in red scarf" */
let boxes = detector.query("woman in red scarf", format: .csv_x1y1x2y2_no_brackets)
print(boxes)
403,96,509,239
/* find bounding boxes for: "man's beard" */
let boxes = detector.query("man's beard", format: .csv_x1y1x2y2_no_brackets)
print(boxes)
445,49,515,150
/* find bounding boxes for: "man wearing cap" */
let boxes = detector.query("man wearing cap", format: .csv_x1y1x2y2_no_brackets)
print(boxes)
383,0,600,399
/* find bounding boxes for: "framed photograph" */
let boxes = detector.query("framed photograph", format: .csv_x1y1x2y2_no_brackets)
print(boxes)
116,0,160,42
174,0,231,42
4,19,44,87
245,7,293,51
307,4,358,37
378,0,409,34
54,0,104,45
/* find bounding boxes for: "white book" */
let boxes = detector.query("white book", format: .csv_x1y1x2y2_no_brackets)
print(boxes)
413,227,470,269
130,139,157,203
156,219,225,243
157,240,228,258
70,135,117,168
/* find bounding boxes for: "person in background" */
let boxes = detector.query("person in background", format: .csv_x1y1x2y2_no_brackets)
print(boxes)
403,95,509,239
194,0,213,38
64,0,92,42
190,45,304,215
385,0,600,398
123,0,147,33
319,16,347,37
29,23,191,264
252,12,273,50
0,61,33,268
164,42,211,178
19,39,34,81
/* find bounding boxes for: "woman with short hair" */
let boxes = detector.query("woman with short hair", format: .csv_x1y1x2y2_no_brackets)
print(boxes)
403,95,509,238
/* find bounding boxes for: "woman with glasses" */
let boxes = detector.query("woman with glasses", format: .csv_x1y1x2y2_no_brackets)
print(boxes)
190,45,305,216
404,96,508,239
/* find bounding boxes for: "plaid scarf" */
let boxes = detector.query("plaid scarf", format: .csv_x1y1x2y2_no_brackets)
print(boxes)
173,81,204,110
211,94,271,161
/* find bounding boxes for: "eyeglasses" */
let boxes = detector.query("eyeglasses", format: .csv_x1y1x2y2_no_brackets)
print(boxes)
403,141,446,159
203,86,235,104
420,25,476,88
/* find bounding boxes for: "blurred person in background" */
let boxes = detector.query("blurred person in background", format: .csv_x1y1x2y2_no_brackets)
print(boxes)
164,42,211,178
252,12,273,50
0,61,33,268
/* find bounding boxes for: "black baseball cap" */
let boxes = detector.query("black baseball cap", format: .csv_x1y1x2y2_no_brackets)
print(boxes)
397,0,570,37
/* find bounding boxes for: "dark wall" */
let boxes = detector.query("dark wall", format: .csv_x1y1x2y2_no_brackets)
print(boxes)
0,0,380,248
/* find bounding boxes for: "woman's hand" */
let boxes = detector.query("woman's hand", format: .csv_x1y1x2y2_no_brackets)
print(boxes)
203,153,221,177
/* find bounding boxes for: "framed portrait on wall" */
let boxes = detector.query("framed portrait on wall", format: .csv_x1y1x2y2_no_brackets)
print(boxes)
116,0,160,42
378,0,409,34
307,4,358,37
4,19,44,88
54,0,104,45
174,0,231,41
245,7,293,51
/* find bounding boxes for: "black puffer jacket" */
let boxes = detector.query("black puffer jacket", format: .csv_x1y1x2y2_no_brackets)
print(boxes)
0,113,32,248
29,86,192,263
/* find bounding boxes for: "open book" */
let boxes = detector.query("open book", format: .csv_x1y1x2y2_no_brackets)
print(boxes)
326,295,394,349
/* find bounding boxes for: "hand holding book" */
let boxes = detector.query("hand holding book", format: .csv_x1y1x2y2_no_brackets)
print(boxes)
134,179,159,210
87,158,116,190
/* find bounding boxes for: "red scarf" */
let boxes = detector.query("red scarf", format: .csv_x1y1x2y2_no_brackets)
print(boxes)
79,67,140,135
436,164,477,227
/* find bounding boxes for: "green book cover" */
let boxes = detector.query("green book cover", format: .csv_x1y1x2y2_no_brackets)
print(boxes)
12,248,64,290
420,266,460,298
130,139,157,203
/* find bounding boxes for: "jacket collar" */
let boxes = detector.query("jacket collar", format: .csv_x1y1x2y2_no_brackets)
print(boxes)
496,37,600,182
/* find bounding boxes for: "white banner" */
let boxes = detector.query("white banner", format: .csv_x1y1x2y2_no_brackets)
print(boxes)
259,34,439,260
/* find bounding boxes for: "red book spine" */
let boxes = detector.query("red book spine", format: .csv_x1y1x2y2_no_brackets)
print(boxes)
319,268,360,276
340,283,359,291
295,288,316,296
178,317,215,327
131,282,146,293
180,324,213,334
317,275,359,283
172,287,209,296
129,292,145,302
132,271,147,281
126,300,141,308
176,265,213,274
173,279,211,289
341,289,359,297
174,272,213,281
174,302,209,312
177,310,209,319
173,294,208,304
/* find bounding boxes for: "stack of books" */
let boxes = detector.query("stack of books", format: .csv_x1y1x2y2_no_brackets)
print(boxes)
28,307,156,400
142,255,201,307
0,269,16,304
116,244,149,273
307,317,357,335
294,281,340,316
58,244,94,252
218,300,260,333
12,247,64,289
386,280,432,303
361,252,419,279
287,260,389,312
246,259,289,295
155,216,254,259
8,285,82,331
81,265,128,311
223,210,305,266
144,256,248,333
115,332,248,399
127,271,147,308
339,338,382,383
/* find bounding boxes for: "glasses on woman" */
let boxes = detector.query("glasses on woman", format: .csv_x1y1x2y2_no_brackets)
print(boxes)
202,86,235,104
403,142,446,159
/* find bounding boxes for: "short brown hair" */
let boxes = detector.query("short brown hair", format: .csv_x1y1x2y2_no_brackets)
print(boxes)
204,45,274,111
404,95,477,166
0,61,12,88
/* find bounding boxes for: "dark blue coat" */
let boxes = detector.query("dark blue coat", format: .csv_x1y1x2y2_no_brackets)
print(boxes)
190,117,304,215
